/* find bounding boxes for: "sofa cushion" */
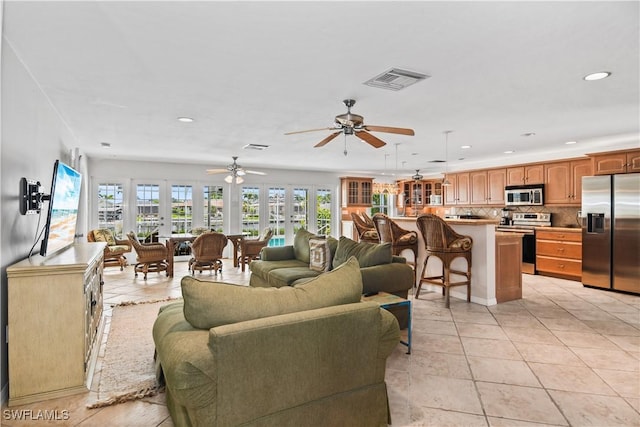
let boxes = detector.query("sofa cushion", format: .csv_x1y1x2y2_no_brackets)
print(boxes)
309,238,331,272
268,267,322,287
250,259,309,279
332,236,393,269
293,228,315,263
182,256,363,329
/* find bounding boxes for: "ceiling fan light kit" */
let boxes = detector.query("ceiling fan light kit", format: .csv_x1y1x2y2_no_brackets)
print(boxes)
206,156,265,184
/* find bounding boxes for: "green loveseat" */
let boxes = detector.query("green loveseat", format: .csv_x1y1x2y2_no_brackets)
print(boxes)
249,229,414,299
153,258,400,427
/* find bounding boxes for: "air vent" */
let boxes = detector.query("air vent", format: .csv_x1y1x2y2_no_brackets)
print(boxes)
243,144,270,151
364,68,430,91
429,159,446,163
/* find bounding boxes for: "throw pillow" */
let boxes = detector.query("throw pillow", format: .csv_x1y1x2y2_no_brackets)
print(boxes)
182,256,363,330
332,236,392,269
293,228,315,263
93,229,116,246
309,238,331,272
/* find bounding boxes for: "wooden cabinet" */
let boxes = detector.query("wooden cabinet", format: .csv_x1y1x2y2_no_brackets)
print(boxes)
495,232,523,303
591,149,640,175
506,164,544,185
7,243,105,406
340,177,373,207
444,172,469,205
544,159,592,205
470,168,506,205
398,179,443,208
536,229,582,281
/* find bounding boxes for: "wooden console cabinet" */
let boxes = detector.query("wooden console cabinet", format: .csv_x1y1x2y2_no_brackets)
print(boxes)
535,229,582,281
495,232,523,303
7,243,106,406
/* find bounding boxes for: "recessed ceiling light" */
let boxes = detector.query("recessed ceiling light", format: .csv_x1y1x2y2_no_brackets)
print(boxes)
177,117,194,123
521,132,536,137
504,150,515,154
583,71,611,81
565,141,578,145
461,145,472,149
100,142,111,149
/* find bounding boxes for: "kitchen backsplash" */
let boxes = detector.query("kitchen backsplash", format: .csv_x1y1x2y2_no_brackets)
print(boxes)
434,206,582,228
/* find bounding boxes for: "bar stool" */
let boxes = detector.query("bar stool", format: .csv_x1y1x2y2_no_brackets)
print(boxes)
372,213,419,281
415,214,472,308
351,212,380,243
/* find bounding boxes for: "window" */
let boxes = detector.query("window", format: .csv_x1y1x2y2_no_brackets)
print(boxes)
136,184,160,239
372,192,389,215
292,188,309,234
97,183,124,237
171,185,192,234
316,188,332,236
203,186,223,232
241,186,260,237
268,187,285,246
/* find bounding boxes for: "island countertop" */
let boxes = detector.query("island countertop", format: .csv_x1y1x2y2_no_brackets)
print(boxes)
391,217,500,226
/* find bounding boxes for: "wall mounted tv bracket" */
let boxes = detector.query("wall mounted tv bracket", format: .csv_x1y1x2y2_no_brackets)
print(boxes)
19,178,50,215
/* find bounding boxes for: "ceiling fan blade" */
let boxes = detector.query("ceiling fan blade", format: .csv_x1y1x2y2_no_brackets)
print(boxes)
284,127,334,135
315,131,341,148
364,125,415,136
245,170,266,176
206,168,228,174
357,130,387,148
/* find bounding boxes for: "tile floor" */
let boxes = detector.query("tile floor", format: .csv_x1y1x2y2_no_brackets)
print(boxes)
2,259,639,427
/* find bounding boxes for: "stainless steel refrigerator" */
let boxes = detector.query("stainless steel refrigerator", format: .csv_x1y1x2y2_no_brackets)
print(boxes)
582,173,640,294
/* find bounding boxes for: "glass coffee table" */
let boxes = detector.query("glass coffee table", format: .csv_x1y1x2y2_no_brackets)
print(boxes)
362,291,411,354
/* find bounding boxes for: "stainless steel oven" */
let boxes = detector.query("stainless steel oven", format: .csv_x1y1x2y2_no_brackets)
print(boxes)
496,212,551,274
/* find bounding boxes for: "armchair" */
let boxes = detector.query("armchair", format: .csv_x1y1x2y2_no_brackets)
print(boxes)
126,232,169,280
188,232,227,275
87,229,131,270
238,227,273,272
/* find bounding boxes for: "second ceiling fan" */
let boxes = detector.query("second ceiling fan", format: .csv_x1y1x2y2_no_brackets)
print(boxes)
285,99,415,149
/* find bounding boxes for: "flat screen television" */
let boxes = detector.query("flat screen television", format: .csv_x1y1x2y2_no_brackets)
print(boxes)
39,160,83,257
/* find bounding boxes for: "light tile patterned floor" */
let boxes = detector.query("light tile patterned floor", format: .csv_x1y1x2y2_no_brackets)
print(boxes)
2,260,639,426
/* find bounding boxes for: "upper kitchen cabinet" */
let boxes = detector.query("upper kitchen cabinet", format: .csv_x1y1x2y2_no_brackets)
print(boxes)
444,172,470,205
470,168,506,205
590,149,640,175
340,177,373,207
506,164,544,185
544,159,592,205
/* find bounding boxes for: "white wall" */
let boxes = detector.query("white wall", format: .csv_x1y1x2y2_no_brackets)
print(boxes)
0,36,82,400
88,158,347,246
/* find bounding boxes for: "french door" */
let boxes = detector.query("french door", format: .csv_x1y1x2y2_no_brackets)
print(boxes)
242,185,332,246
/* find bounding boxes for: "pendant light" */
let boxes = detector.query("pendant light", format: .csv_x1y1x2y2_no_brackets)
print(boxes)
442,130,452,186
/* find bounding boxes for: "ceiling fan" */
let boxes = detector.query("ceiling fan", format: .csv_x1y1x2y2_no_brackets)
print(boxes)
284,99,415,150
206,156,266,183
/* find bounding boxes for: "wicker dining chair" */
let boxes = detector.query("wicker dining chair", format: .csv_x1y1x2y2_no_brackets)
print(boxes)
126,232,169,280
188,232,228,275
238,227,273,272
415,214,472,308
372,213,419,281
351,212,380,243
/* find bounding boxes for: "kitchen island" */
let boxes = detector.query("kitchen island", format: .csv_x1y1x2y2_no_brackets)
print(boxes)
391,217,520,306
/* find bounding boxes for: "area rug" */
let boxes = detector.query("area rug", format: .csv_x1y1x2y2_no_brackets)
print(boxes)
87,297,181,409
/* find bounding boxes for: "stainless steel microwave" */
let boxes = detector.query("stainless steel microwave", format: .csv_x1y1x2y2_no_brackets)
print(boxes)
505,185,544,206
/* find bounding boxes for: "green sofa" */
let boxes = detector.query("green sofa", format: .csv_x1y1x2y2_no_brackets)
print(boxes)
249,229,414,299
153,258,400,427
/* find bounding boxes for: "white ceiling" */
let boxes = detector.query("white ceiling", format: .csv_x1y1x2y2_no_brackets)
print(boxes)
3,1,639,179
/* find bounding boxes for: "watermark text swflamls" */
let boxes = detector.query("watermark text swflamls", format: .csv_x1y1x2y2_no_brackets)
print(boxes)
3,409,70,421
